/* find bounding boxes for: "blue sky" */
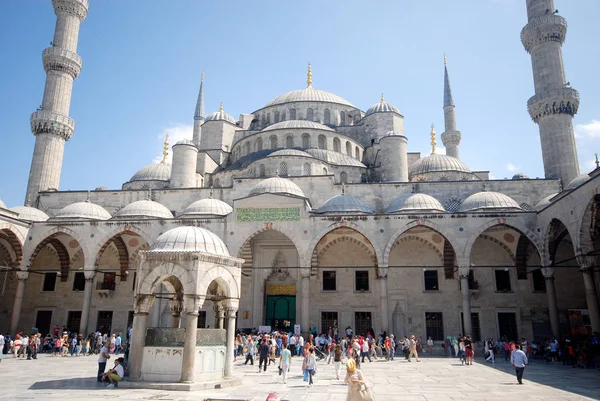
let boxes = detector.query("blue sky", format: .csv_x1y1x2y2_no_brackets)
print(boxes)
1,0,599,207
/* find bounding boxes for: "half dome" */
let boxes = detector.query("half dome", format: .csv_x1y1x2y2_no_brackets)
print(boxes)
249,177,305,198
53,201,112,220
535,193,558,211
565,174,589,190
181,198,233,217
268,149,313,158
113,199,173,219
315,194,373,214
129,163,171,182
457,191,521,212
386,193,445,214
10,206,50,222
149,226,229,256
261,120,335,132
264,86,354,108
410,154,471,177
365,100,401,117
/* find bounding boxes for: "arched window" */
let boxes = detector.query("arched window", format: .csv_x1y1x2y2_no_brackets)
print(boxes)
259,164,266,177
306,108,314,121
318,135,327,150
340,111,345,126
333,137,341,152
270,135,278,149
286,135,294,148
266,113,271,125
323,167,328,175
244,142,251,156
438,175,449,181
289,109,296,120
346,141,352,155
274,111,280,123
302,163,311,176
278,162,288,177
340,171,348,184
256,138,263,151
324,109,331,125
261,114,266,126
302,133,310,148
355,146,360,160
280,111,286,121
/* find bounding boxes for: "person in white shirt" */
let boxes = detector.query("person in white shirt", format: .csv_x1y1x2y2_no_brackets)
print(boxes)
0,334,4,362
289,335,297,356
97,340,111,382
102,357,125,388
511,344,528,384
427,336,434,354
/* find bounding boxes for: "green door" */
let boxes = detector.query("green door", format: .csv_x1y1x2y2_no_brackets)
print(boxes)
266,295,296,332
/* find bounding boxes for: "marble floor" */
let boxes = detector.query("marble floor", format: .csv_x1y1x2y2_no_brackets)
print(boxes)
0,352,598,400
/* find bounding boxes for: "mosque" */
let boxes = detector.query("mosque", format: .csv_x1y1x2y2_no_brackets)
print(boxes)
0,0,599,345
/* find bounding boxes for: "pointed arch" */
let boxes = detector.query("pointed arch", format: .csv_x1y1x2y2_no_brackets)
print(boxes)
0,228,23,268
578,194,600,255
29,234,72,282
544,218,573,265
138,263,195,296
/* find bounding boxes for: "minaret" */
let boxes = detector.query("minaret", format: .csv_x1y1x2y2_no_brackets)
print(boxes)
192,71,205,147
521,0,579,183
440,55,462,159
25,0,88,204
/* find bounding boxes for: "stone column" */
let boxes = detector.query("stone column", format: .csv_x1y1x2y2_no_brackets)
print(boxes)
10,271,29,334
541,267,561,339
378,268,389,333
224,305,238,378
577,255,600,332
180,311,199,382
300,270,310,336
459,266,472,336
128,295,154,380
79,271,95,336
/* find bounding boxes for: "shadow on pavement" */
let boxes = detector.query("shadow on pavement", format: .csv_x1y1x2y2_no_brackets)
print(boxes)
29,377,104,390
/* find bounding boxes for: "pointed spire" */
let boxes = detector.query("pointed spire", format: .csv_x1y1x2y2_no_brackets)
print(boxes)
430,124,437,154
307,62,312,87
161,134,169,163
194,70,205,121
444,54,455,107
381,93,385,103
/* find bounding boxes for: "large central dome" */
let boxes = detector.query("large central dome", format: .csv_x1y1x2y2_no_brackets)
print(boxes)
265,86,355,108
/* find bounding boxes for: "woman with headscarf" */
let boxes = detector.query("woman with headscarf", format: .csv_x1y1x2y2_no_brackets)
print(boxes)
344,358,374,400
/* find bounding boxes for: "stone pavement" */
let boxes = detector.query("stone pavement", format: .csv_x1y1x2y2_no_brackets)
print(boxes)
0,353,598,400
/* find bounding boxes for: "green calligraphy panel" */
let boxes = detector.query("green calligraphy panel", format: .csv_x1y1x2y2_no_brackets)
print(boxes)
237,207,300,222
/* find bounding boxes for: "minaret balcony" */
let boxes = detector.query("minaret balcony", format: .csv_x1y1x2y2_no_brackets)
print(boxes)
441,130,461,146
521,14,567,53
527,88,579,124
52,0,89,21
42,47,82,79
30,110,75,140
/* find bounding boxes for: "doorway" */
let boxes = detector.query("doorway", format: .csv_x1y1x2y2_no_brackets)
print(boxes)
498,312,518,341
265,295,295,332
35,310,52,336
96,311,113,334
354,311,372,337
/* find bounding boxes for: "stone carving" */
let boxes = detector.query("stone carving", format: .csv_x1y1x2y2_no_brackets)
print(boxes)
237,207,300,222
521,14,567,53
527,88,580,123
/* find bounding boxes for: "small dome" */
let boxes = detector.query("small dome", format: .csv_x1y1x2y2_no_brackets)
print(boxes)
113,199,173,219
181,198,233,217
565,174,589,190
410,154,471,177
54,201,112,220
95,186,109,191
10,206,50,222
149,226,229,256
264,86,354,108
512,173,529,180
365,98,401,117
249,177,305,198
382,130,405,137
129,163,171,182
268,149,313,158
205,105,236,124
261,120,334,132
315,194,374,214
173,139,197,147
386,193,445,214
457,191,521,212
0,200,6,209
535,193,558,211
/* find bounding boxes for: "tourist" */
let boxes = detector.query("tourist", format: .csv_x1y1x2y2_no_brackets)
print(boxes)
389,334,396,361
305,347,317,387
102,357,125,388
85,337,91,355
360,337,371,363
289,334,296,357
464,335,474,365
486,337,495,363
115,334,122,354
258,338,270,372
408,335,420,362
0,333,4,363
458,337,466,365
268,340,277,365
427,336,433,354
452,337,458,357
511,344,528,384
333,343,343,380
19,334,28,358
344,358,374,401
244,335,255,365
52,336,61,357
97,340,111,382
503,339,511,361
297,334,304,357
279,344,291,384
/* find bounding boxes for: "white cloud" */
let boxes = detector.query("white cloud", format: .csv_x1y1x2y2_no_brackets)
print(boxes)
152,124,194,164
575,120,600,139
506,163,518,172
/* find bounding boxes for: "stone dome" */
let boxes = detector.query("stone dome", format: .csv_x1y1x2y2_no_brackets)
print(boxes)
264,86,354,108
261,120,335,132
365,99,401,117
113,199,173,219
149,226,229,256
535,193,558,211
565,174,589,190
10,206,50,222
409,154,471,177
95,186,109,191
268,149,313,158
173,139,197,147
512,173,529,180
249,177,305,198
129,163,171,182
53,200,112,220
382,130,405,137
457,191,521,212
386,193,445,214
181,198,233,217
205,106,236,125
315,194,374,214
305,148,365,167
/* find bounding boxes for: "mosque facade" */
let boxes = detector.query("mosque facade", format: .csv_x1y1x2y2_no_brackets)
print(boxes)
0,0,599,344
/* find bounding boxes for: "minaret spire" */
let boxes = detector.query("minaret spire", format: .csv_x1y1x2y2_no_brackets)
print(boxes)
192,71,205,147
430,124,437,155
440,54,462,159
307,63,313,87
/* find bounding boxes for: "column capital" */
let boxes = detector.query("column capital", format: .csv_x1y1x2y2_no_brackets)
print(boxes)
82,268,96,280
134,294,155,314
224,307,238,319
300,268,312,279
16,271,29,280
576,255,596,271
458,265,470,278
377,267,388,279
183,294,205,313
170,300,183,316
541,267,556,279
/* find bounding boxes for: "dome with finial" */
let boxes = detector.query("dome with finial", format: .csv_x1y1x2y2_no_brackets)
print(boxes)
315,192,374,214
181,197,233,217
386,193,445,214
127,135,172,183
205,102,236,124
94,186,109,191
149,226,230,256
512,173,529,180
365,93,401,116
249,177,305,198
457,191,521,212
565,173,590,190
113,199,173,219
53,194,112,220
409,125,471,178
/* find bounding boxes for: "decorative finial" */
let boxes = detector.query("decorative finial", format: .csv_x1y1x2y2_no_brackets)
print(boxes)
381,93,385,103
25,196,31,207
307,62,312,87
219,102,223,112
201,70,204,81
86,190,91,202
161,134,169,163
444,53,447,65
209,186,214,199
341,183,345,195
147,188,152,200
595,153,599,168
430,124,437,154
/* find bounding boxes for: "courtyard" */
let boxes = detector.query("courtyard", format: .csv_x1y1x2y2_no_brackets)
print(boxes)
0,353,598,401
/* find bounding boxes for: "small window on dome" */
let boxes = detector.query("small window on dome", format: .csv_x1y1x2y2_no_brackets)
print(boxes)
289,109,296,120
340,171,348,184
274,111,280,123
278,162,288,177
286,135,294,148
306,108,314,121
266,113,271,125
417,177,427,182
318,135,327,150
302,163,311,176
244,142,251,156
280,111,286,121
346,141,352,156
324,109,331,125
261,114,266,126
460,175,470,181
270,135,278,150
355,146,360,160
438,175,449,181
340,111,346,126
259,164,266,177
333,137,341,152
256,138,263,152
302,133,310,148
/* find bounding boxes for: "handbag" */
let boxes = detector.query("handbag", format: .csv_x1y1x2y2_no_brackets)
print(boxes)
278,366,282,376
355,382,375,401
